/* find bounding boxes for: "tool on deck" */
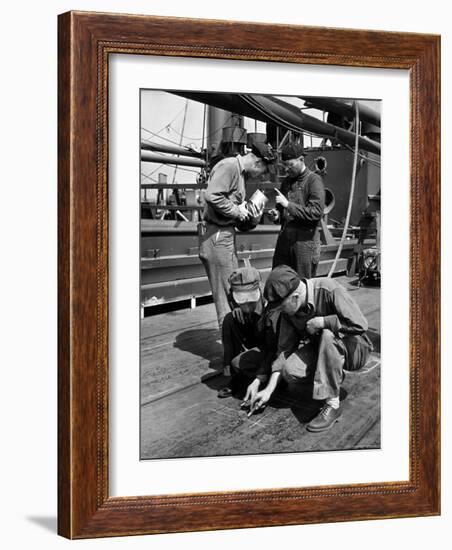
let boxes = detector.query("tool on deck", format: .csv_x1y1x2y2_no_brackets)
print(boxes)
240,399,266,417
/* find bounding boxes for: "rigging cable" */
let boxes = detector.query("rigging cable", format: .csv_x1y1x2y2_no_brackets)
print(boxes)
143,103,187,137
141,129,190,148
140,172,158,182
167,114,233,142
166,165,200,174
171,100,189,187
142,163,165,178
343,143,381,167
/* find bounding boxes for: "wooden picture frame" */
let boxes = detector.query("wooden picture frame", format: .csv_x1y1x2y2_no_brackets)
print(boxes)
58,11,440,539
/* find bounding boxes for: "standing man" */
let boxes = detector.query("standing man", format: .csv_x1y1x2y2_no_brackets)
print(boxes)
250,265,373,432
272,143,325,278
199,143,275,329
218,265,277,398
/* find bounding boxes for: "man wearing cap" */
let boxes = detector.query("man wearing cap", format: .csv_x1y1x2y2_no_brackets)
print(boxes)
199,143,276,329
250,265,373,432
271,143,325,279
217,265,277,399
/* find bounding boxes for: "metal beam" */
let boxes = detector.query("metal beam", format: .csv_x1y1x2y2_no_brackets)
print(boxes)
141,183,207,190
300,97,381,127
171,91,381,155
141,150,206,167
141,140,203,158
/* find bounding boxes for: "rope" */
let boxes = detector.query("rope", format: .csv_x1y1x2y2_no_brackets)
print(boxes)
141,103,187,137
140,172,158,182
327,101,360,278
343,143,381,167
141,129,189,148
169,114,233,142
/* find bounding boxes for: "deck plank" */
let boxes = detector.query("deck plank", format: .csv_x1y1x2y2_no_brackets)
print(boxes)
141,306,221,401
140,363,380,458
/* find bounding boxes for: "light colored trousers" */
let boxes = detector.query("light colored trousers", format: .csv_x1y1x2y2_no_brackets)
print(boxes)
199,223,238,330
281,329,371,400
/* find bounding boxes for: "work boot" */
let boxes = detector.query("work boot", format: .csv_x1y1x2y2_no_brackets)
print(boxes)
217,385,233,398
306,404,342,432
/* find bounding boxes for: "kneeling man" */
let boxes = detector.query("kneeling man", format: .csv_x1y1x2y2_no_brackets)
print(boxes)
250,265,373,432
218,265,277,399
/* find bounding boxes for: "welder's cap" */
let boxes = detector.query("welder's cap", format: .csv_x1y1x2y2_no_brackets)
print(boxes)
229,266,262,304
281,143,305,161
251,142,276,164
264,265,301,306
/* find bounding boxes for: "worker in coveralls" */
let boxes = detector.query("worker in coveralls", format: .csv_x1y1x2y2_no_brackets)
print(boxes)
217,265,277,398
199,143,276,330
249,265,373,432
271,143,325,278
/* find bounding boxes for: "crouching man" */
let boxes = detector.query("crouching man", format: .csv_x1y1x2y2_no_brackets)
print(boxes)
250,265,373,432
218,265,277,399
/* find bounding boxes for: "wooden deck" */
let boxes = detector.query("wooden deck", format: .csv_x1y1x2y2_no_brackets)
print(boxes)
140,276,381,460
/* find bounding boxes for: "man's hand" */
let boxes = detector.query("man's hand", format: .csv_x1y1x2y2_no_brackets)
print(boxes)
249,388,272,416
242,379,260,407
237,202,250,221
305,316,325,335
274,188,289,209
232,307,245,324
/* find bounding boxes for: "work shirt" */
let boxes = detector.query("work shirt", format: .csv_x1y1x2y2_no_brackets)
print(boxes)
278,167,325,231
272,277,373,373
203,156,246,226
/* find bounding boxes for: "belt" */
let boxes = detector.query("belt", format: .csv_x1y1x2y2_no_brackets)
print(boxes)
283,224,320,237
198,221,235,241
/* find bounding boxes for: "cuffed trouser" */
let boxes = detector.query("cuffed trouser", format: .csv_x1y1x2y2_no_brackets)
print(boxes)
199,224,238,330
222,312,266,391
280,329,371,400
273,226,321,278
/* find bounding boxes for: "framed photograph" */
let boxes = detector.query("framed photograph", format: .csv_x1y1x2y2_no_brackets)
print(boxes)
58,11,440,538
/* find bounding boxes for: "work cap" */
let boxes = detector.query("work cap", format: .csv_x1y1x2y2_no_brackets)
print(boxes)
264,265,301,305
229,266,262,304
251,142,276,164
281,142,305,161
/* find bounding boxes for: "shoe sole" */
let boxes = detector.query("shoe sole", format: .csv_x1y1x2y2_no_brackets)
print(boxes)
306,415,341,433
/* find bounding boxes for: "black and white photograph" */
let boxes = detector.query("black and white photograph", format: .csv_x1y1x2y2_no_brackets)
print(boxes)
140,90,381,460
1,0,446,546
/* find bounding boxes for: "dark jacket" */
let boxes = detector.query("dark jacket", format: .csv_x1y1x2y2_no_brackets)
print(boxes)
277,167,325,231
226,292,279,376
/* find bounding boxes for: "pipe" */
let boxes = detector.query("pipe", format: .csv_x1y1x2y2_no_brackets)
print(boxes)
171,91,380,155
174,210,190,222
141,140,203,158
328,101,360,277
207,105,231,155
242,94,381,155
141,150,206,168
300,97,380,127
